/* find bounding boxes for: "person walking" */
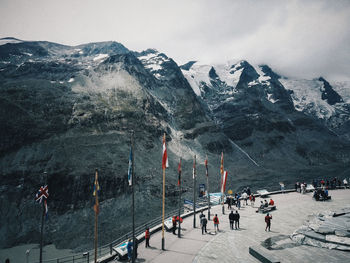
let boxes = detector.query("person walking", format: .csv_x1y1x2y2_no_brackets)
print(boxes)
229,211,234,230
234,211,240,229
199,211,205,228
265,213,272,232
201,214,208,234
145,227,150,248
213,214,220,233
172,216,177,235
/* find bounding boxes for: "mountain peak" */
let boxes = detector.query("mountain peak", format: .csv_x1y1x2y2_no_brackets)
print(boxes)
259,65,281,79
318,77,343,105
0,37,24,45
180,61,197,71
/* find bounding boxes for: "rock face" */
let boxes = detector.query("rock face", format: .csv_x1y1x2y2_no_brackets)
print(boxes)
291,208,350,251
1,38,350,251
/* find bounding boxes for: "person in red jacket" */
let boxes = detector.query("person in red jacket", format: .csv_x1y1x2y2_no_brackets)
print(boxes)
145,227,150,248
265,213,272,231
269,199,274,206
213,214,220,233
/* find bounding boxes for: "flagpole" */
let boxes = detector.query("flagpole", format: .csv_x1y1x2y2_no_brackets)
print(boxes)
178,158,182,238
221,152,225,215
193,155,196,228
206,156,210,220
131,131,136,263
94,169,98,263
39,171,47,263
161,133,166,250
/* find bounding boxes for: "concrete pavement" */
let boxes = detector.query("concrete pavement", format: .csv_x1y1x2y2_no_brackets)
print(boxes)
121,189,350,263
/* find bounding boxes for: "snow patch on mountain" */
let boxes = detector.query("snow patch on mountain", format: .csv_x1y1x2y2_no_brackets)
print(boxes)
280,78,335,119
138,50,171,80
0,38,23,45
215,62,243,88
93,54,109,61
181,63,212,96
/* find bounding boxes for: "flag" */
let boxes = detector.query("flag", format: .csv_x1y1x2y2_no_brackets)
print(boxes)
128,147,133,186
93,170,100,214
93,171,100,197
94,199,100,215
35,185,49,203
178,158,182,186
193,156,196,179
220,152,224,175
44,199,48,220
205,156,208,177
162,134,168,169
221,171,228,193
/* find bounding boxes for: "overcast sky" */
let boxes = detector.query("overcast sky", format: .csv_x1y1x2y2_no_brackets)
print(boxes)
1,0,350,80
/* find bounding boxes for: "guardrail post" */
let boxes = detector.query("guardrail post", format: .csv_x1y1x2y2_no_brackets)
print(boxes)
72,255,75,263
87,252,89,263
57,259,59,263
110,243,113,255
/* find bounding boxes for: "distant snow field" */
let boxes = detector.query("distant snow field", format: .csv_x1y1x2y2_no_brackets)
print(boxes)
93,54,109,61
0,38,23,45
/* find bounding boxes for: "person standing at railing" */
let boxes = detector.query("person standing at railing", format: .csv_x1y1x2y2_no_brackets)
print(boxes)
145,227,150,248
127,238,133,262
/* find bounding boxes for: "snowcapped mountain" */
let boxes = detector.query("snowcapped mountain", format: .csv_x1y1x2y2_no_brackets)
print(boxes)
1,37,350,251
181,60,350,133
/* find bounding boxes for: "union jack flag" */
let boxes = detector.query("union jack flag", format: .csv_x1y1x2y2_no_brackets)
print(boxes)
35,185,49,203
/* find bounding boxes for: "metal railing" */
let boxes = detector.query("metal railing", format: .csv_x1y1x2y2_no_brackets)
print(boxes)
30,185,348,263
29,206,188,263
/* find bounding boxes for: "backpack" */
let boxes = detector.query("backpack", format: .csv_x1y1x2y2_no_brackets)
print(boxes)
214,216,218,223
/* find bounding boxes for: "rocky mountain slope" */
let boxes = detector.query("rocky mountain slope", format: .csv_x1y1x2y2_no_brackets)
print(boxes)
0,37,350,251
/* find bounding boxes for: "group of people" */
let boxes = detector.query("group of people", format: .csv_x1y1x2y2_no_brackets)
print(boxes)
229,211,240,230
256,198,275,212
199,212,220,234
313,188,330,201
124,191,274,262
315,177,348,189
226,187,256,210
295,182,308,194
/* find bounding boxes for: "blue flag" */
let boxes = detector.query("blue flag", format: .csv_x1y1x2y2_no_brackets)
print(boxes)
128,147,133,186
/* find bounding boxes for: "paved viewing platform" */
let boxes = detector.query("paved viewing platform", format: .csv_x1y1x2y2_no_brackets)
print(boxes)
125,189,350,263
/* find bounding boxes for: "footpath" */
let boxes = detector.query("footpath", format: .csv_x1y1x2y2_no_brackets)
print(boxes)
126,189,350,263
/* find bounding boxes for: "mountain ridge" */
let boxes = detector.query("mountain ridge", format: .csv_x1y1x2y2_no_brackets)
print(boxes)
1,38,350,251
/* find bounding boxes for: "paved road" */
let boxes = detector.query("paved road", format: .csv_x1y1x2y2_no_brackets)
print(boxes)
125,189,350,262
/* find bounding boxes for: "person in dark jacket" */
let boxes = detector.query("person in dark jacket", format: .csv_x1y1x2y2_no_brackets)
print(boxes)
234,211,240,229
172,216,177,235
201,214,208,234
229,211,234,230
199,211,205,228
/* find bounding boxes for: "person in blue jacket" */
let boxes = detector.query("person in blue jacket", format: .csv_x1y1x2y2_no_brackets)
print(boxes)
127,238,133,261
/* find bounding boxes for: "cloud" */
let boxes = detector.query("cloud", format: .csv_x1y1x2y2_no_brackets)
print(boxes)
0,0,349,80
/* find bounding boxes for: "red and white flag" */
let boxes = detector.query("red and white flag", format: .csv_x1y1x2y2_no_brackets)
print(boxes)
205,156,208,177
192,156,196,179
162,134,168,170
220,152,224,175
221,171,228,193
